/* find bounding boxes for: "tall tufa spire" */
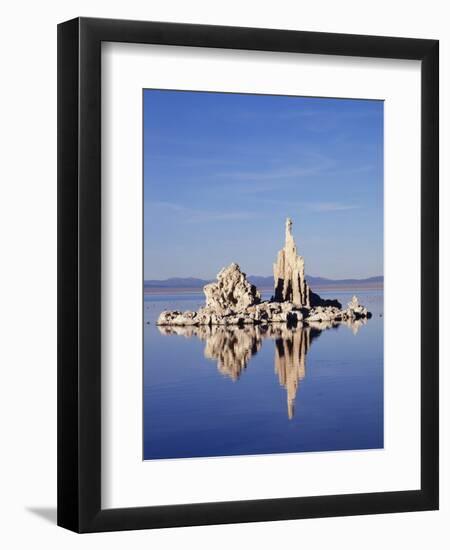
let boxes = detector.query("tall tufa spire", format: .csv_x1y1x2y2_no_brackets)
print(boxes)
273,218,310,307
285,217,296,251
285,217,292,239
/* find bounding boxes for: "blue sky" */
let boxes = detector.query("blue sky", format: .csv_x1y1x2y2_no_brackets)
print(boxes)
144,90,383,280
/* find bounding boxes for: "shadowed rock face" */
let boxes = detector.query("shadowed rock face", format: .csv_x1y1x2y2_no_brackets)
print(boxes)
273,217,311,308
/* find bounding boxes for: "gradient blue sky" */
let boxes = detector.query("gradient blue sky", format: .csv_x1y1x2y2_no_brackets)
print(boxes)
144,90,383,280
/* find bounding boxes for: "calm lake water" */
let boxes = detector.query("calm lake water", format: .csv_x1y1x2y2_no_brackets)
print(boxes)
143,289,384,460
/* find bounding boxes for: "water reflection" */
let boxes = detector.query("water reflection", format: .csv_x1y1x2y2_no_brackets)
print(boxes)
273,325,320,419
158,324,263,381
158,320,366,419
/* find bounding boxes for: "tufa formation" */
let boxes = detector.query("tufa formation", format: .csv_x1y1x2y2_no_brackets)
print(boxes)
273,217,311,307
156,218,371,327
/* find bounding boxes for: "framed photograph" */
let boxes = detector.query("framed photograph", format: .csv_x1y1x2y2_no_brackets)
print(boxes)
57,17,439,532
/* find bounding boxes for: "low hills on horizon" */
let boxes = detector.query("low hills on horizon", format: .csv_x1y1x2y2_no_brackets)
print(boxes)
144,274,383,291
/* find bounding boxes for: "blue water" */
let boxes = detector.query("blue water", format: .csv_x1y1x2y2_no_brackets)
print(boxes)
143,289,384,460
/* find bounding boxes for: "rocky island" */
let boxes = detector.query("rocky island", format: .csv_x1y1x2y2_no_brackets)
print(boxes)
156,218,371,328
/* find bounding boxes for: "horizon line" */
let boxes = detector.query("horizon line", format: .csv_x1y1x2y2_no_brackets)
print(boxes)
144,274,384,283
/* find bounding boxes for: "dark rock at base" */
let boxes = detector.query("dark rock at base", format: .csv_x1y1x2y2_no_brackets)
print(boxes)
309,290,342,309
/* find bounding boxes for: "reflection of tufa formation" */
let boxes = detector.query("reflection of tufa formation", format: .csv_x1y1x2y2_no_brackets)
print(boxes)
157,218,371,328
158,321,343,419
159,324,263,381
273,325,318,419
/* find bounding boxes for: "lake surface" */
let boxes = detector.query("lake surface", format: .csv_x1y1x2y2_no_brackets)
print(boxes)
143,289,384,460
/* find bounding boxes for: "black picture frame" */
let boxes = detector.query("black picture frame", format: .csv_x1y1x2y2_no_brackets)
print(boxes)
57,17,439,533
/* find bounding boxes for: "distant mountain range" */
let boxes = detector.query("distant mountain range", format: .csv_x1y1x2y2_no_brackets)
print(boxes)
144,275,383,290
